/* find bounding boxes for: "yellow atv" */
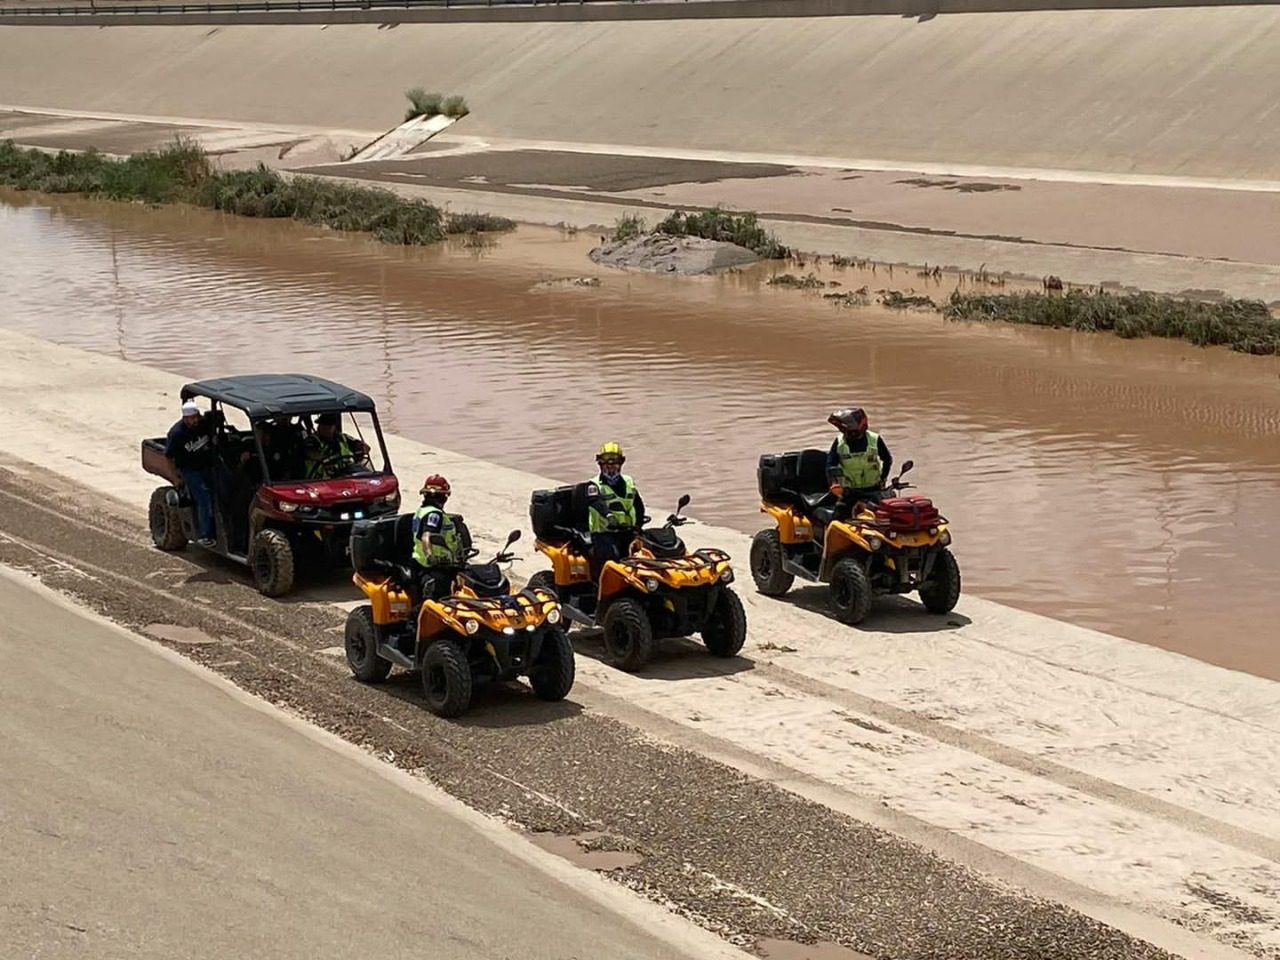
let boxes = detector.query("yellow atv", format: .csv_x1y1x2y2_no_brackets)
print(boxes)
751,451,960,624
344,516,572,717
528,486,746,672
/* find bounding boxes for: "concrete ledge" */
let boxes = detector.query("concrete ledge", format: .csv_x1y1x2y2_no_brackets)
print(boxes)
1,0,1275,25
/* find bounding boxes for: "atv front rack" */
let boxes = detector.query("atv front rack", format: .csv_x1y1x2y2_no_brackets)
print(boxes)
622,548,730,574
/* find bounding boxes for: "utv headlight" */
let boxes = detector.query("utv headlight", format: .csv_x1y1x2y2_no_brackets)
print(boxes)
464,619,480,635
546,607,562,625
277,500,298,513
644,578,661,593
380,493,399,504
719,568,734,583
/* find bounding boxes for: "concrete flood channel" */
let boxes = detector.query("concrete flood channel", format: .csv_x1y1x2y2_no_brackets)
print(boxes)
4,190,1279,678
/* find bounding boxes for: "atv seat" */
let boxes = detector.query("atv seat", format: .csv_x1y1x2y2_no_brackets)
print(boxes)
460,562,510,597
530,483,591,548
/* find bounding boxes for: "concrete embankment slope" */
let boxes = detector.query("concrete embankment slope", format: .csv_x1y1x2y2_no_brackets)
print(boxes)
1,327,1279,959
4,7,1280,179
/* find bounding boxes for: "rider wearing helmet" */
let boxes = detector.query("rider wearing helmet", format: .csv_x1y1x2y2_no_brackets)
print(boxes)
585,441,646,581
411,474,465,602
826,407,893,518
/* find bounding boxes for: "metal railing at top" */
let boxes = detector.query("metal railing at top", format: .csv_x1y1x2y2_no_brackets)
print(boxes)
0,0,696,15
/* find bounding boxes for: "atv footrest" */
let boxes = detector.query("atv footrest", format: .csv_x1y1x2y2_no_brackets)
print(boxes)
378,642,415,670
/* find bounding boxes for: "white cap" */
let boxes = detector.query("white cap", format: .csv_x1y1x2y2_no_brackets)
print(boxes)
181,401,200,417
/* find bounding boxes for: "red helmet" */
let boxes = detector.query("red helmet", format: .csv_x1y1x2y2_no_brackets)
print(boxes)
420,474,451,499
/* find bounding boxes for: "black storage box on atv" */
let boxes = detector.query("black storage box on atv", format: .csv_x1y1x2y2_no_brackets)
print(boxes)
350,511,472,574
530,484,587,542
758,449,829,502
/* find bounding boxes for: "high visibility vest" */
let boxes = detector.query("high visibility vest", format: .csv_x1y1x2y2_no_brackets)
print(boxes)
412,505,463,567
305,435,354,479
836,431,882,489
587,474,638,533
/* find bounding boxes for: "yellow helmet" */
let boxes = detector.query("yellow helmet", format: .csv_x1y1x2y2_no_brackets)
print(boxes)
596,441,625,465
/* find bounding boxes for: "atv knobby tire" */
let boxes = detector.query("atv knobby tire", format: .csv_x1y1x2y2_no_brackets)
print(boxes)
345,605,392,683
701,587,747,658
149,486,187,551
750,529,794,596
602,597,654,672
250,528,295,597
829,556,873,625
421,639,473,718
529,626,575,701
919,546,962,615
526,570,559,599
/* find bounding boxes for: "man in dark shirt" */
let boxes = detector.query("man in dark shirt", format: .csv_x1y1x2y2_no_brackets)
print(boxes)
166,400,217,546
826,407,893,518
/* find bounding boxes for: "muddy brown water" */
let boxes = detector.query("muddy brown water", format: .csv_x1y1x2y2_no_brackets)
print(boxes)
3,191,1279,679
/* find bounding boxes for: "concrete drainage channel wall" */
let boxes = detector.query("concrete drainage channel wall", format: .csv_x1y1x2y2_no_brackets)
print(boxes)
4,7,1280,179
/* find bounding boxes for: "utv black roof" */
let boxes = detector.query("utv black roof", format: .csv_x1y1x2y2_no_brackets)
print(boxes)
180,375,377,418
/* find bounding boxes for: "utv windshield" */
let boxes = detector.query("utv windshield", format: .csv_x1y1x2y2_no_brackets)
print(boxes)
253,411,389,484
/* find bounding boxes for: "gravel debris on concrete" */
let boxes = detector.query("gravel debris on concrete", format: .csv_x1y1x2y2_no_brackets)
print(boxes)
0,462,1176,960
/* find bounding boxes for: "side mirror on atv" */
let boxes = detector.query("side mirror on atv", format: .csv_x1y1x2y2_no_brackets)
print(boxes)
677,493,691,511
899,460,914,477
504,529,521,548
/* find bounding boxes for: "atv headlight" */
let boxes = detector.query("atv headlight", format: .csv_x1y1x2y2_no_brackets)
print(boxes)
464,619,480,635
277,500,298,513
939,530,952,546
546,607,562,625
866,536,881,552
645,577,661,593
719,568,734,583
503,626,516,636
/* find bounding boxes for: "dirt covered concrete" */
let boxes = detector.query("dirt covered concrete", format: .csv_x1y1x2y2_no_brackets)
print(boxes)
0,462,1180,960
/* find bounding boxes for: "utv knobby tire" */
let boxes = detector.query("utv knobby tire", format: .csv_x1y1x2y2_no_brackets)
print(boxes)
250,528,295,597
919,547,962,615
701,587,747,658
829,556,873,625
526,570,559,599
750,529,794,596
421,639,473,718
529,626,575,701
345,605,392,683
601,597,654,673
149,486,187,551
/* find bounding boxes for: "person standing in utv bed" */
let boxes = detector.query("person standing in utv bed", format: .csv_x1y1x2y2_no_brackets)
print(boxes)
412,474,465,603
826,407,893,519
166,400,217,547
586,442,646,580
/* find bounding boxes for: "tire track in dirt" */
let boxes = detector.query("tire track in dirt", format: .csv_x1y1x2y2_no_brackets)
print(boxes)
0,463,1183,960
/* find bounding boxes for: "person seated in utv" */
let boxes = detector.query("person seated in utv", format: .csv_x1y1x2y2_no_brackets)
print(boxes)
304,412,370,480
411,474,466,604
241,421,300,486
826,407,893,521
585,441,646,581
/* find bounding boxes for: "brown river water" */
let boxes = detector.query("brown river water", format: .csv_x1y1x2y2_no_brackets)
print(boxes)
2,191,1279,678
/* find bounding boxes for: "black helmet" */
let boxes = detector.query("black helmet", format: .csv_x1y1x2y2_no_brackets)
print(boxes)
828,407,868,434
